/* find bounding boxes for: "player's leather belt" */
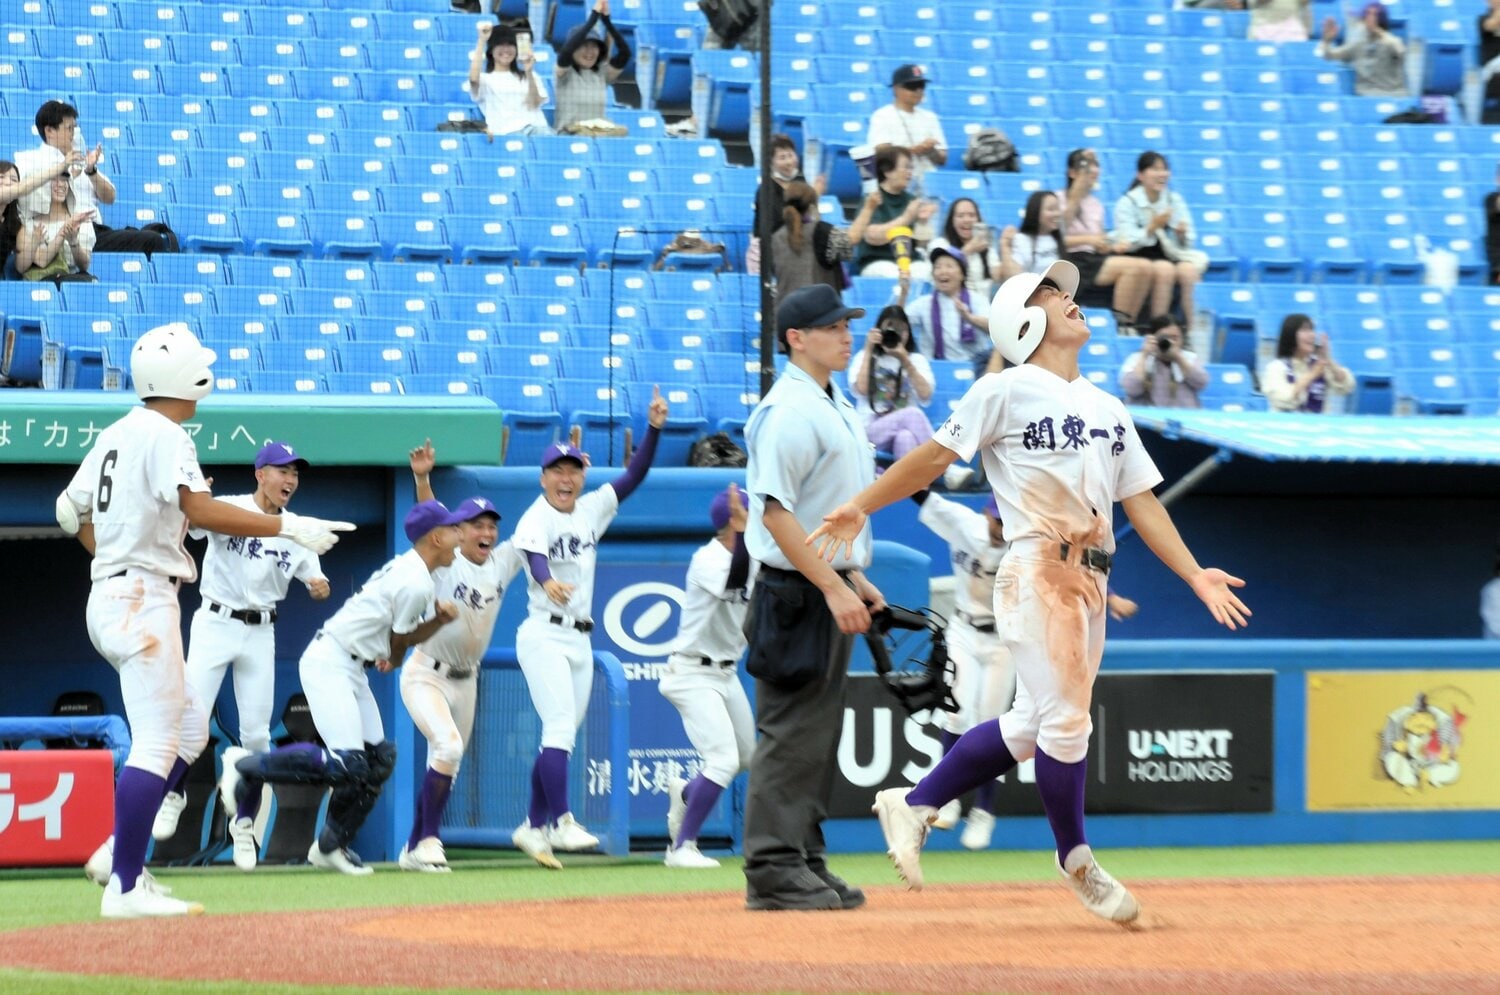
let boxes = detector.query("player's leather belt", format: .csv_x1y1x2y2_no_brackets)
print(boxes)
760,565,853,583
549,615,594,633
313,631,375,668
1059,544,1113,575
694,657,736,668
107,569,180,590
955,610,996,633
430,658,474,679
209,600,277,625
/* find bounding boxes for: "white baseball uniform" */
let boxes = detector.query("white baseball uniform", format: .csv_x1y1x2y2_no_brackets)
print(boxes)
304,550,437,753
935,365,1162,764
401,541,523,776
917,493,1013,736
63,406,212,778
185,493,324,754
511,486,620,752
659,538,758,787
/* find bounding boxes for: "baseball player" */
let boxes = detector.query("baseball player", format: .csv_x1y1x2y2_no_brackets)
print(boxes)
60,323,351,918
398,440,524,873
810,261,1250,925
659,484,758,869
227,499,466,875
510,389,669,868
149,440,330,872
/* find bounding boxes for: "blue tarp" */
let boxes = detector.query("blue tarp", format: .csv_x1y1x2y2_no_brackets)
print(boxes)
1132,411,1500,465
0,716,131,771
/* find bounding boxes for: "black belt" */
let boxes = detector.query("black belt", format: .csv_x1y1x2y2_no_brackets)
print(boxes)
549,615,594,633
759,565,852,585
955,610,996,634
107,570,179,590
1059,544,1112,575
314,631,375,668
430,658,474,679
695,656,735,668
209,600,277,625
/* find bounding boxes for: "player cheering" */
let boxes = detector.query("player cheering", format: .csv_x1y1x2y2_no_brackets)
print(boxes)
147,440,331,872
809,261,1249,926
228,500,466,875
509,388,669,868
398,440,523,873
60,323,351,918
659,484,758,869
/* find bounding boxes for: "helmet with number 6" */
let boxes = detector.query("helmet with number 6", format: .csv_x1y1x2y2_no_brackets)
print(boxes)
130,323,217,401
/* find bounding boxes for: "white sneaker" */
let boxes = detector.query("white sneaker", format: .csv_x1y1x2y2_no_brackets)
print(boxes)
412,836,448,868
960,808,996,851
871,788,935,891
546,812,599,851
307,841,375,876
663,841,720,869
511,822,563,870
219,746,251,817
398,842,451,873
84,836,114,886
1057,847,1140,925
933,798,962,831
101,874,203,919
665,776,687,846
152,791,187,842
228,816,258,872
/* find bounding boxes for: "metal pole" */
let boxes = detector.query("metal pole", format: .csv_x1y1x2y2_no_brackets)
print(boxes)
1113,448,1232,545
757,0,775,397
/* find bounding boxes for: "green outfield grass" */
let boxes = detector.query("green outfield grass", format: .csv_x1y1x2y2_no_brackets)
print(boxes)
2,841,1495,995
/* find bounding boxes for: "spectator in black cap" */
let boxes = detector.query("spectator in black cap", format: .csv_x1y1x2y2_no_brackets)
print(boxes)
553,0,632,134
867,63,947,194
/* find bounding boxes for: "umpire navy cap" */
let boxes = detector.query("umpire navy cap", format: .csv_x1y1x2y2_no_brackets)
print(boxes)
776,284,865,336
255,441,309,470
452,496,501,522
404,500,468,544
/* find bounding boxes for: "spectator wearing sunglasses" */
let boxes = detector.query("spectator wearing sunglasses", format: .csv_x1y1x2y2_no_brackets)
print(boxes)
867,64,947,195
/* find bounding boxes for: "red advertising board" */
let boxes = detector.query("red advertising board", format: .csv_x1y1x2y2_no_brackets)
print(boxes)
0,750,114,867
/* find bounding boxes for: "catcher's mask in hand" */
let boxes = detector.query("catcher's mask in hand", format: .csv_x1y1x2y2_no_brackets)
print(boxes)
863,604,957,716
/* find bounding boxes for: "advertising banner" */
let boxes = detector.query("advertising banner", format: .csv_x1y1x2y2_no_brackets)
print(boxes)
1307,670,1497,811
0,749,114,867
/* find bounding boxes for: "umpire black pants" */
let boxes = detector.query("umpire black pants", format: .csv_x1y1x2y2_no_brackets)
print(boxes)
741,567,854,894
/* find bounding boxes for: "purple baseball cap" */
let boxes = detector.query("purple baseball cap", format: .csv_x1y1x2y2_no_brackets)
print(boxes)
404,499,468,544
452,496,501,522
541,442,588,469
255,441,308,470
708,487,736,530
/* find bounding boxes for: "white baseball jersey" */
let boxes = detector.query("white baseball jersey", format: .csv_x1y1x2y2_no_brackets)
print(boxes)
421,541,524,670
935,366,1163,552
512,486,620,620
918,493,1006,626
669,539,759,664
321,549,437,663
191,494,323,611
64,406,211,582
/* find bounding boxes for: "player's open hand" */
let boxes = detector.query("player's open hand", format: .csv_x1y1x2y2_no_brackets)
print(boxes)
280,515,356,555
375,658,397,674
306,577,331,600
1189,568,1250,631
543,579,576,605
1107,593,1139,621
806,501,868,562
409,438,435,477
647,384,669,428
726,482,747,532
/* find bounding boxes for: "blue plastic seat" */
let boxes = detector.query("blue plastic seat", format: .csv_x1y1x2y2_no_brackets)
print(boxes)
377,214,450,262
336,341,414,376
554,380,636,459
429,318,500,347
440,294,510,328
236,209,312,256
301,259,377,292
237,37,306,70
170,205,243,254
153,254,230,286
479,375,563,464
408,343,489,381
137,285,218,324
512,219,589,268
449,215,521,266
91,254,152,285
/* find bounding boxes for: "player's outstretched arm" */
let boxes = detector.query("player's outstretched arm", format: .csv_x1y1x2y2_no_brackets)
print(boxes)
610,386,670,503
765,498,871,634
410,438,437,503
387,600,460,666
1120,489,1250,631
179,489,354,555
808,439,960,562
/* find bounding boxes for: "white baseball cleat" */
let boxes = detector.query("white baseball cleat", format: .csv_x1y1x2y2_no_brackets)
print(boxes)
412,836,449,868
101,874,203,919
665,776,688,846
307,842,375,876
664,841,720,869
218,746,251,817
960,808,996,851
228,817,258,872
398,843,450,873
933,798,962,831
511,822,563,870
152,791,187,842
872,788,935,891
546,812,599,851
1057,847,1140,926
84,836,114,886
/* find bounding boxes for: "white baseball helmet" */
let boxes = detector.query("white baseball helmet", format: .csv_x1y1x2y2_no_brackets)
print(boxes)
130,323,217,401
988,259,1081,366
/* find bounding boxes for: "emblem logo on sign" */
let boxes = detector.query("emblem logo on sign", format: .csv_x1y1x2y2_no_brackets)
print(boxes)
602,581,687,657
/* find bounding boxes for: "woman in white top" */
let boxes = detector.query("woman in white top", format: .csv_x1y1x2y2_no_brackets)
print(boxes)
927,197,1000,299
905,245,991,364
1260,313,1354,413
998,190,1066,281
1112,151,1204,329
469,23,552,138
15,173,95,282
850,304,935,461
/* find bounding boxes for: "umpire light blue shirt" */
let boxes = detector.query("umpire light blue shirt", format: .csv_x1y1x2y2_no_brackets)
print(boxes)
745,361,875,573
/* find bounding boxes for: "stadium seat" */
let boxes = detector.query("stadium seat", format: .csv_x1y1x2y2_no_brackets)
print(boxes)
554,380,635,461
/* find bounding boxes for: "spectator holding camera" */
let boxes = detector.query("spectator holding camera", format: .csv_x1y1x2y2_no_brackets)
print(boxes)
1317,2,1407,98
770,182,879,301
553,0,632,134
998,190,1066,281
470,23,553,137
927,197,1000,298
1261,314,1354,413
1119,315,1206,409
905,245,990,363
850,305,935,461
855,147,938,280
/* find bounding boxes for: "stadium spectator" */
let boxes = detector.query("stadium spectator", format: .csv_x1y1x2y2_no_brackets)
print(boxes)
1317,3,1408,98
849,304,935,462
1261,314,1355,413
14,174,95,283
855,147,937,279
470,23,553,137
1119,315,1207,409
998,191,1066,281
1486,162,1500,284
747,133,825,276
13,100,178,257
1057,149,1153,332
928,198,1000,299
1112,151,1204,329
867,64,947,194
1482,0,1500,124
905,246,990,363
553,0,631,134
1196,0,1313,42
0,155,80,278
770,182,878,301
